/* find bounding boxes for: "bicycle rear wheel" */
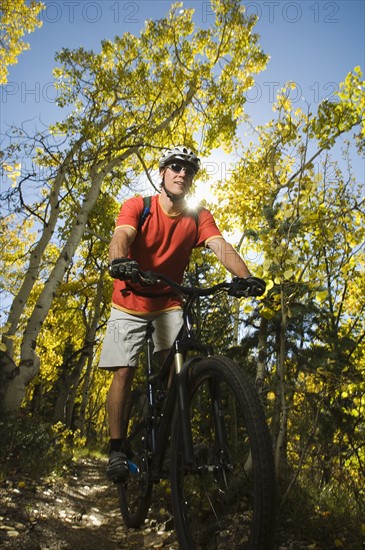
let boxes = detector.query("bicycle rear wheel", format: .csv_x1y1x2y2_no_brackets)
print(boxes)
118,390,153,528
170,355,275,550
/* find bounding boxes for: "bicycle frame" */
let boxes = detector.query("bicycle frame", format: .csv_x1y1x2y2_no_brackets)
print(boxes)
142,310,227,481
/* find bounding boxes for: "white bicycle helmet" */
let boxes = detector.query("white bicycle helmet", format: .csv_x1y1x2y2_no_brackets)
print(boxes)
159,146,200,173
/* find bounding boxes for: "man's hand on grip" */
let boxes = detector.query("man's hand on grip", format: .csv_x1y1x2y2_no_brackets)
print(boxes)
230,276,266,297
109,258,139,282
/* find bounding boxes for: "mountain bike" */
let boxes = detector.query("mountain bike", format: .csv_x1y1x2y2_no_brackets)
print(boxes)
116,270,276,550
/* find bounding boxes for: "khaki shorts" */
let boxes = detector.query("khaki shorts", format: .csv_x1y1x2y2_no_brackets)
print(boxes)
98,307,183,369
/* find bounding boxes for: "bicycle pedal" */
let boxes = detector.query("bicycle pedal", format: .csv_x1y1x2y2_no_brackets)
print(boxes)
128,460,139,474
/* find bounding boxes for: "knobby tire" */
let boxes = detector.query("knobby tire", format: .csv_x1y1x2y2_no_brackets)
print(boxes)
170,355,275,550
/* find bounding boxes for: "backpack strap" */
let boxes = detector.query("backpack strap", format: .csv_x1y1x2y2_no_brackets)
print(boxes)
137,196,152,230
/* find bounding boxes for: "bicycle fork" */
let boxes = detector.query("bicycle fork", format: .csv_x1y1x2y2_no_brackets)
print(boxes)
173,341,195,467
146,322,157,452
174,346,231,474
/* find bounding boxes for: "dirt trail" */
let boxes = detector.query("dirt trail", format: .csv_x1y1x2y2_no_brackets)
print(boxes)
0,458,177,550
0,457,360,549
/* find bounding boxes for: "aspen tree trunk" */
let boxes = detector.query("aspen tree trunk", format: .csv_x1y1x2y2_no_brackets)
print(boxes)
256,317,268,392
3,138,89,360
64,365,84,428
274,286,288,473
232,303,240,345
1,149,138,416
77,353,94,437
64,271,106,428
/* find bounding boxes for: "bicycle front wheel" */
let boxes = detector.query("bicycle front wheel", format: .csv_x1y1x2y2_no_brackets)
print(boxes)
170,355,275,550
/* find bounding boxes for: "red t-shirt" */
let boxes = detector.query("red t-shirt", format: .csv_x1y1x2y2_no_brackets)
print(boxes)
111,195,223,314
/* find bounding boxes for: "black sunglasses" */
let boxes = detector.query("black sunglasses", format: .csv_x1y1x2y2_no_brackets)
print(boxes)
167,163,196,177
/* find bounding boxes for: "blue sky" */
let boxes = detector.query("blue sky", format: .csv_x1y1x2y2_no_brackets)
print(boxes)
1,0,364,177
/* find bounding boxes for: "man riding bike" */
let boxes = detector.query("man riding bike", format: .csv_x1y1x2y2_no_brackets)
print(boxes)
98,145,265,481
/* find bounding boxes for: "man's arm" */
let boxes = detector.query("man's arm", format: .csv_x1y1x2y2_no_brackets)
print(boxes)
109,227,136,261
207,237,251,278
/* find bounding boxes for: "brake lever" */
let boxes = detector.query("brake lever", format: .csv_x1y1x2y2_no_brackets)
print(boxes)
138,271,160,286
228,278,250,298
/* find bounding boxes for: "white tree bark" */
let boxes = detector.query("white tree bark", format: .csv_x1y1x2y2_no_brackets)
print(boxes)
4,140,91,350
2,147,138,415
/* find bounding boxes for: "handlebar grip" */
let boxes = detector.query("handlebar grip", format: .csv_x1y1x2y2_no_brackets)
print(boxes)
229,277,266,297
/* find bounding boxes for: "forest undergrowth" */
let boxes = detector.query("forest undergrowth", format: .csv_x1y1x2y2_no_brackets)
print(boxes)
0,418,363,550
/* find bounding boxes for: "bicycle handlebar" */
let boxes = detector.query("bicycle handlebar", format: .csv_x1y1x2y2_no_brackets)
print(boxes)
136,270,264,299
109,260,265,299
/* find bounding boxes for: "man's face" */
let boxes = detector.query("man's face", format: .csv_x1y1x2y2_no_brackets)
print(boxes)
161,163,195,198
